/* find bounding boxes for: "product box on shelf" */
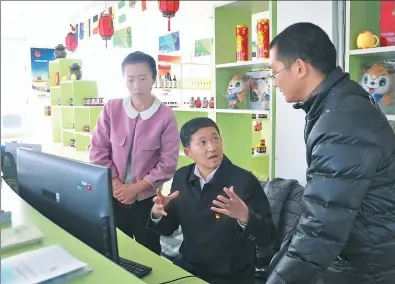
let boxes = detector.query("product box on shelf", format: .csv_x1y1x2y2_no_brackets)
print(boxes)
245,70,271,110
380,0,395,46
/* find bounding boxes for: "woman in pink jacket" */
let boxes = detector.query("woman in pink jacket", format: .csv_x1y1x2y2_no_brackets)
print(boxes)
90,51,180,254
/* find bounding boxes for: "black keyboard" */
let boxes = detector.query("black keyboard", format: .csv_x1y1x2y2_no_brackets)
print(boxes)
118,257,152,278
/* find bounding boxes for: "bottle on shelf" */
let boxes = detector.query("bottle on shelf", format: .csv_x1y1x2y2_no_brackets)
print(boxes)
159,75,164,88
256,138,267,154
172,75,178,88
55,72,60,86
202,97,208,108
189,97,195,108
195,97,202,108
164,73,170,89
209,97,215,108
154,77,158,88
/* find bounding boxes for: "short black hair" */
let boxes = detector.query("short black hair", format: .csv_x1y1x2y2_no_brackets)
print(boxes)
121,51,157,79
269,22,337,76
180,117,220,147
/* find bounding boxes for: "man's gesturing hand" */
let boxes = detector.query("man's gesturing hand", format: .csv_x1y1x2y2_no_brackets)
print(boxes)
211,186,249,224
152,188,179,219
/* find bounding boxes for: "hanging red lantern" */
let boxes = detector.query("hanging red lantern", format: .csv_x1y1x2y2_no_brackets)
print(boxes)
158,0,180,32
65,24,78,52
99,11,114,49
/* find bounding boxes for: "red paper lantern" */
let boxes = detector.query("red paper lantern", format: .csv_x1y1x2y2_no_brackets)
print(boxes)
65,25,78,52
99,12,114,48
158,0,180,32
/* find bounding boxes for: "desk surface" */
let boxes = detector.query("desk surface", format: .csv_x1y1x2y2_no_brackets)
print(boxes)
1,181,204,284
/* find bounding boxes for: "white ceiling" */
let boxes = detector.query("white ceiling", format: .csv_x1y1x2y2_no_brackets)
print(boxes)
1,1,93,45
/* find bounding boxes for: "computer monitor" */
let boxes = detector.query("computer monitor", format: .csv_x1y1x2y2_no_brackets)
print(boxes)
16,147,119,261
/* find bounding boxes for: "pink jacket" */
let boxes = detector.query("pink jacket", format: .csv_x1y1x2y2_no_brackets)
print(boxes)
89,97,180,201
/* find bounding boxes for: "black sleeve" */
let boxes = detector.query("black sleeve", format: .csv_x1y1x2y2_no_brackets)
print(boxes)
266,132,380,284
146,181,180,237
238,175,276,247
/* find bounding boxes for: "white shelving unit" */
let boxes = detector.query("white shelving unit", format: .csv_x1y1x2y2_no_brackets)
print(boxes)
349,46,395,57
215,109,270,115
153,60,213,109
216,59,270,69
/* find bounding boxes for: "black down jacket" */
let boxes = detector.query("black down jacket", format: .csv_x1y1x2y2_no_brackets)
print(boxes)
256,178,304,270
266,67,395,284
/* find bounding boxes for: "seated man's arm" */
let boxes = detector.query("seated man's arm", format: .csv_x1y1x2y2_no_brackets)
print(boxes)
147,183,180,237
239,175,276,247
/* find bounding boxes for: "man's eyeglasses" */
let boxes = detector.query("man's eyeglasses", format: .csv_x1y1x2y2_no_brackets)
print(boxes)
269,66,288,80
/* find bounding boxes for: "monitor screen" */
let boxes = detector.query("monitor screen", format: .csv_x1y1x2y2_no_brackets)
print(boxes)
16,147,119,262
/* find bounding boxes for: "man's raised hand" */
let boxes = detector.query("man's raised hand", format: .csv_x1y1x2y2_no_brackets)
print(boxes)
152,188,179,218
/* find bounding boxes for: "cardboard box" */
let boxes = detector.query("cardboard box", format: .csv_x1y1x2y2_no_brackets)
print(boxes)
380,0,395,46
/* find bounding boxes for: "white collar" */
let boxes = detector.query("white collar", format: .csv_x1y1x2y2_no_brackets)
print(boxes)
194,165,220,189
122,96,162,120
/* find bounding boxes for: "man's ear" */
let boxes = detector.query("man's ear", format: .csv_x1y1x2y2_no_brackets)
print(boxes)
294,58,308,79
184,147,192,158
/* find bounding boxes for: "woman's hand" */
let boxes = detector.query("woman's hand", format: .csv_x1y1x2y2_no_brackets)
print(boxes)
114,184,139,204
112,177,123,192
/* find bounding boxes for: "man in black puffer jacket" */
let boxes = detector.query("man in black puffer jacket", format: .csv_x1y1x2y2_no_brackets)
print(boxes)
266,22,395,284
255,178,304,279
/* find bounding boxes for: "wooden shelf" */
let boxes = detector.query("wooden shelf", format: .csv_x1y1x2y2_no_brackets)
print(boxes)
349,46,395,57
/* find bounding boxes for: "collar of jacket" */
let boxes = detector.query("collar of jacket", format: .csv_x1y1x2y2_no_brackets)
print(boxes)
188,155,232,189
294,66,349,115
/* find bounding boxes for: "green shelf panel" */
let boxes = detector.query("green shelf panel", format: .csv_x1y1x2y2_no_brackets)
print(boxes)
61,107,75,130
177,155,193,170
75,133,91,151
59,81,98,106
72,81,98,106
348,2,383,83
51,106,62,143
49,58,82,87
349,1,381,51
74,107,90,133
48,58,102,149
89,106,104,133
270,0,277,177
216,113,252,171
251,155,269,181
60,82,73,105
214,1,270,65
62,130,75,147
252,118,271,149
50,87,61,106
49,61,60,87
213,0,277,178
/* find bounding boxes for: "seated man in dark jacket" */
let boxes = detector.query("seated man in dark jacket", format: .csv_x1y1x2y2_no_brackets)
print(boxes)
266,22,395,284
147,117,275,284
